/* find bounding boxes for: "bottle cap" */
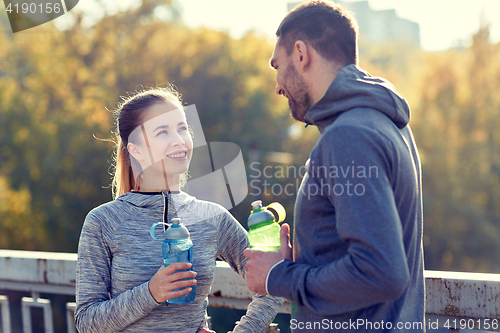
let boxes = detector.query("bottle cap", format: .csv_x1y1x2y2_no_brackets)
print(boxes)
251,200,263,211
248,201,285,227
164,218,190,239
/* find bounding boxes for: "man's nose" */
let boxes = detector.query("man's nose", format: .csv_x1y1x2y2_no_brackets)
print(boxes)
275,84,284,96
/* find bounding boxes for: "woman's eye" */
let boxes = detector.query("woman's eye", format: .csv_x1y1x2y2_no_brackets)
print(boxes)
156,130,168,136
179,126,188,132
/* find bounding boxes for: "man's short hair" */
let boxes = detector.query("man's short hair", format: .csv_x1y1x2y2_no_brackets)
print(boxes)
276,0,359,66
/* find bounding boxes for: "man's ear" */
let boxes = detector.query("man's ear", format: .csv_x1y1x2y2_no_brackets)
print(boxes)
293,40,311,73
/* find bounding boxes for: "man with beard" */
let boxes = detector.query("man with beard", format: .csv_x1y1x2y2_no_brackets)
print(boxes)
244,1,425,332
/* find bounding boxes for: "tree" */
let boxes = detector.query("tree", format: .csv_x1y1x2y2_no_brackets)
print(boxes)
413,25,500,272
0,1,294,252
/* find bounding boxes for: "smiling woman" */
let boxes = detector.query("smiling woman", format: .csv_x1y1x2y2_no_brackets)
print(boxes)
112,87,189,197
123,97,193,193
74,86,284,333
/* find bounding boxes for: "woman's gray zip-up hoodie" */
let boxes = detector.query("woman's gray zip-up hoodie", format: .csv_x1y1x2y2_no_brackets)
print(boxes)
75,191,283,333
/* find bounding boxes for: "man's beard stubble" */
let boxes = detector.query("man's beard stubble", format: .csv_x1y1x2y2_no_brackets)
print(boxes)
284,63,313,123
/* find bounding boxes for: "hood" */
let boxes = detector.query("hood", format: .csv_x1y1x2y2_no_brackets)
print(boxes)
304,64,410,133
115,190,224,226
117,190,195,212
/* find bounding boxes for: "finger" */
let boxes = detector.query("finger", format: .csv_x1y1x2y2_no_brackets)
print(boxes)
168,270,197,282
243,248,254,259
280,223,290,247
166,286,194,300
169,278,197,291
164,262,192,275
279,223,292,259
244,249,267,262
159,279,197,301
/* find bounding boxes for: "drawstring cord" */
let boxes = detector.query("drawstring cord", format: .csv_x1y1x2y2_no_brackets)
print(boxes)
162,192,169,231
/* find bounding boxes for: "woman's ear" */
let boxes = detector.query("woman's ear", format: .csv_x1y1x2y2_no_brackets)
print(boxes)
127,142,145,162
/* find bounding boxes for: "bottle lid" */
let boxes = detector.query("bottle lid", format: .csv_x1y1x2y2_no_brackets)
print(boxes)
164,218,190,239
251,200,263,211
248,201,275,227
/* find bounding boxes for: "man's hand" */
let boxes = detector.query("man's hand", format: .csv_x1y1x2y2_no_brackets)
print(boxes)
243,223,292,295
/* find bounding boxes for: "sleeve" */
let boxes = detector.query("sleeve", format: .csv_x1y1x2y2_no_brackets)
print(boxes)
267,124,410,316
216,211,285,333
75,209,160,333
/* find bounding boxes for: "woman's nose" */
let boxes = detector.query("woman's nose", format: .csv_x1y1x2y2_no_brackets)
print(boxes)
171,132,185,146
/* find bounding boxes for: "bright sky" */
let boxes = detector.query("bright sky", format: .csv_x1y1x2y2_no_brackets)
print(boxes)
3,0,500,51
177,0,500,51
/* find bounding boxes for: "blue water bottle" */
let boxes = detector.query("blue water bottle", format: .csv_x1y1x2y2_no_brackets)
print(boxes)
150,217,196,304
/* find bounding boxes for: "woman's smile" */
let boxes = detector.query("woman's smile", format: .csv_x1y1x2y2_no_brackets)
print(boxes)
166,150,188,160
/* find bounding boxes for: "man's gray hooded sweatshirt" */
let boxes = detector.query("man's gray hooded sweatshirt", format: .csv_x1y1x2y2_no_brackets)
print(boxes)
267,65,425,332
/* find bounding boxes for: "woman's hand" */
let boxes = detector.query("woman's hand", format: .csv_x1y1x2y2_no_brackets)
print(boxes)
196,329,216,333
148,262,197,303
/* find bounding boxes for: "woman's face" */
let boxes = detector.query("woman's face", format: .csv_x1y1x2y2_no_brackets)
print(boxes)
127,101,193,181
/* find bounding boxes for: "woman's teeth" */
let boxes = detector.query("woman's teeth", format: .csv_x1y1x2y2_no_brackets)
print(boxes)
167,152,186,158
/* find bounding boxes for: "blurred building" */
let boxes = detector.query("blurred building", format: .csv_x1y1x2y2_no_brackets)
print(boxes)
287,1,421,48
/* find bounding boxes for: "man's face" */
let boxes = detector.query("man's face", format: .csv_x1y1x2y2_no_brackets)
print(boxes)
270,42,312,122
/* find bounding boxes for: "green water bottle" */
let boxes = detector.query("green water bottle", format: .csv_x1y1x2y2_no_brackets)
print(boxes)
247,200,286,252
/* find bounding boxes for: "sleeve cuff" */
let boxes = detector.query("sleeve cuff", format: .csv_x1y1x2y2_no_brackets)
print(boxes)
265,259,285,295
145,281,162,306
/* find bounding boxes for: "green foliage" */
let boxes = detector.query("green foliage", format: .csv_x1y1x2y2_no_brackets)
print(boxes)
412,26,500,272
0,2,294,252
1,1,500,275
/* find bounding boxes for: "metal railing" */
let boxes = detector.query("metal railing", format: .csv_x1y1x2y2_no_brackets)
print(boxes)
0,249,499,332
